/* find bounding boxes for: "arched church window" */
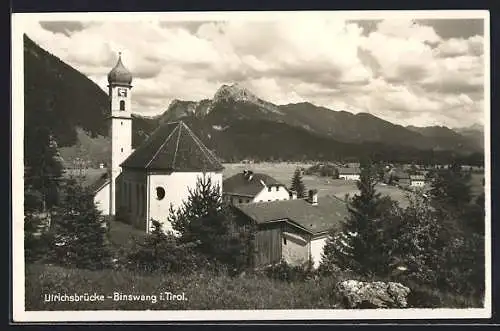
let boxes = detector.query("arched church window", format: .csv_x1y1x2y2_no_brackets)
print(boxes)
120,100,125,111
156,187,165,200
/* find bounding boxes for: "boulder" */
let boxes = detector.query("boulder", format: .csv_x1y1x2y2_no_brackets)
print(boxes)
336,280,411,309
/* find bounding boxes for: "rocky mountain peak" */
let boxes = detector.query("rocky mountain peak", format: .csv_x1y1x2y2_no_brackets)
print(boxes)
213,83,259,104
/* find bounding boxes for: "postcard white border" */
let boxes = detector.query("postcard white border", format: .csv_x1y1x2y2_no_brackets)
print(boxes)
11,10,492,322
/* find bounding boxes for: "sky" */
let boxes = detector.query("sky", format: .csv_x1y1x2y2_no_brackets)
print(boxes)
21,13,487,128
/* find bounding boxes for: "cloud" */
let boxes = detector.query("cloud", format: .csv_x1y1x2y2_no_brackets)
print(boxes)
417,18,484,39
21,16,486,128
434,35,484,58
39,21,95,36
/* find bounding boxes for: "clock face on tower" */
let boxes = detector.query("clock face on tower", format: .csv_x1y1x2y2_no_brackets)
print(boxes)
117,88,128,97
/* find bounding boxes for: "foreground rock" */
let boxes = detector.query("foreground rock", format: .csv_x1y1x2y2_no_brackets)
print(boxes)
336,280,411,309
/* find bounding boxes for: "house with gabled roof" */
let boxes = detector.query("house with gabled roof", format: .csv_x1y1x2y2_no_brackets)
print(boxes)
223,170,291,205
338,167,361,181
92,54,223,233
234,189,349,268
409,174,426,187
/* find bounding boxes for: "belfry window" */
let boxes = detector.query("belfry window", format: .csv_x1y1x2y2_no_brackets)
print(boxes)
120,100,125,111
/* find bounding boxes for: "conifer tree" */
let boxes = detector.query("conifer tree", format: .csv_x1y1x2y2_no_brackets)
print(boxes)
169,174,224,239
430,163,472,211
320,160,397,276
167,174,253,271
47,178,112,270
429,162,477,238
24,128,64,211
290,168,307,198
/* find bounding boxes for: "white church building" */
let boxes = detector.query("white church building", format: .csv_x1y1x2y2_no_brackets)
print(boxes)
93,54,224,233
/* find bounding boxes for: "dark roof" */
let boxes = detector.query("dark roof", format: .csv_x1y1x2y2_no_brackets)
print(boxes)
235,195,349,234
391,168,410,179
86,170,110,194
223,172,284,197
410,175,426,180
108,54,132,85
338,167,361,175
121,121,224,172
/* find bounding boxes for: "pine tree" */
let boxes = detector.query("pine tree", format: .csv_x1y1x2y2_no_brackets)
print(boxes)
389,193,443,285
290,168,307,198
167,174,253,272
429,162,475,237
169,174,224,239
320,161,397,276
430,163,472,210
47,178,112,270
24,128,64,211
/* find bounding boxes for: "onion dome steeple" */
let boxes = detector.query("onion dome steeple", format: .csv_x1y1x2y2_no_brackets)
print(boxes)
107,52,133,85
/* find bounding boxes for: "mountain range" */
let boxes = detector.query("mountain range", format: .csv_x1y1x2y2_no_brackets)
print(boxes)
23,34,484,167
154,83,483,152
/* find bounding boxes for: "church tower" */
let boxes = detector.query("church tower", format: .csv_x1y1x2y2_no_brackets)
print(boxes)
107,52,133,216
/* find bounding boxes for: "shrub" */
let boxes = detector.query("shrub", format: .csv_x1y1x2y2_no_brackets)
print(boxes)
406,281,483,308
126,220,207,274
24,213,51,263
263,260,316,283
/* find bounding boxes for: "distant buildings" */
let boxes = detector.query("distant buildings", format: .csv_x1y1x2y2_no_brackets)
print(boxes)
388,168,411,187
338,167,361,181
223,170,291,204
410,174,426,187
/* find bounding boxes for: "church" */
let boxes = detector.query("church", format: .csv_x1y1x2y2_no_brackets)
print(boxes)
92,53,348,268
93,53,224,233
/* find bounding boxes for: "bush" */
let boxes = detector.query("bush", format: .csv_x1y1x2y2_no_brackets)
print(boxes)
24,213,51,263
126,220,207,274
263,260,316,283
406,281,483,308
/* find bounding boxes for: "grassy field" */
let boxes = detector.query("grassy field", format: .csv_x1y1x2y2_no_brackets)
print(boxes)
25,263,481,310
25,263,343,310
223,162,412,208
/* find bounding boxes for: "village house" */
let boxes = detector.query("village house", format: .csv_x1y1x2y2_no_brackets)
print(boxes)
410,174,426,187
233,189,349,269
338,167,361,181
92,54,224,233
346,162,361,168
387,168,411,187
223,170,291,204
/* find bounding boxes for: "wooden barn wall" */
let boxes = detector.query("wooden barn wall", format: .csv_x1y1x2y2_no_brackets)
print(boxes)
254,223,282,267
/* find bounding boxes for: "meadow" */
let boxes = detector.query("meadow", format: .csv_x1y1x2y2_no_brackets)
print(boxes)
223,162,412,208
